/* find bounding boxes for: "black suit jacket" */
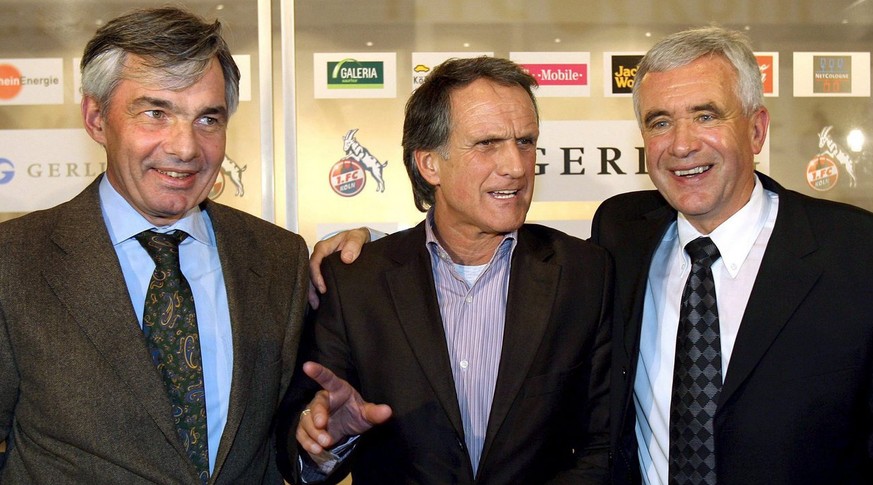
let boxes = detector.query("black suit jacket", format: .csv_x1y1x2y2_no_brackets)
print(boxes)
591,172,873,485
0,176,309,484
278,222,612,484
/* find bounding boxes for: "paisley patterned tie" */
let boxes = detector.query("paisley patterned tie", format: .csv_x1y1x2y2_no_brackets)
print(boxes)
135,230,209,483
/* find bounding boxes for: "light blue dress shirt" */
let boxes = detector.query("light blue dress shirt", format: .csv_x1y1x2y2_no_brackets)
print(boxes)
98,176,233,474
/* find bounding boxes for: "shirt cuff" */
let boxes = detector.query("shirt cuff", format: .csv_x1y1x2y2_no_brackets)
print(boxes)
297,435,360,483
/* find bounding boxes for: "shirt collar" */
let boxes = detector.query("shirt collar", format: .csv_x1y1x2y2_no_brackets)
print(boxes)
98,175,213,247
423,209,517,264
677,174,773,278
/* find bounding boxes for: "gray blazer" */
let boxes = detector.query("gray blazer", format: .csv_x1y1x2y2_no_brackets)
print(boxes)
0,176,308,484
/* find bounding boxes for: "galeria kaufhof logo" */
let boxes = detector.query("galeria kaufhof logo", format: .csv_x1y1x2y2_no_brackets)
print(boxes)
0,158,15,184
327,59,385,89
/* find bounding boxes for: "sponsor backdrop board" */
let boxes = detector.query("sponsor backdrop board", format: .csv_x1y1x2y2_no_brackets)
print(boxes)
314,53,397,99
603,52,644,98
510,52,591,97
793,52,871,97
756,52,780,97
0,58,64,105
0,129,104,211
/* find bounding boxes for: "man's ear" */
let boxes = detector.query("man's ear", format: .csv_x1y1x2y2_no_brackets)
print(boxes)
81,96,107,145
749,106,770,155
415,149,441,186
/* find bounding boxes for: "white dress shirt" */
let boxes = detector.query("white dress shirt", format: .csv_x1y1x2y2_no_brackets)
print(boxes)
634,176,779,485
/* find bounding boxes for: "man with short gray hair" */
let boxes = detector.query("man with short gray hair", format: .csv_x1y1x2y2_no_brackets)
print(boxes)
0,7,308,483
594,26,873,485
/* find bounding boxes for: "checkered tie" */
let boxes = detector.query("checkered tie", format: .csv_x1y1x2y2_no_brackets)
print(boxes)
669,236,722,485
136,230,209,483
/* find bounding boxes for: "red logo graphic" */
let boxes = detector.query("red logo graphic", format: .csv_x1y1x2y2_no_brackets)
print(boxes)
806,155,839,191
0,64,23,100
521,63,588,86
756,55,774,95
330,157,366,197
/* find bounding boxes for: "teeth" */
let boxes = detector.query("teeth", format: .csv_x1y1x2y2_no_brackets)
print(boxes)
674,165,710,177
491,190,518,199
158,170,190,179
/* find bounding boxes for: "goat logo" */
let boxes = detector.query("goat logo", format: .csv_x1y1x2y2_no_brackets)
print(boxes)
209,154,247,199
817,126,857,188
330,129,387,196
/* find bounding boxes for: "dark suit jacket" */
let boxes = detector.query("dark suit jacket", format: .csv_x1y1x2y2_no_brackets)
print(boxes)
0,176,309,484
277,222,612,484
591,172,873,485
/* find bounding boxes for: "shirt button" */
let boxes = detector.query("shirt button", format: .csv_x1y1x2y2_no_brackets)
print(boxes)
465,296,473,303
460,360,469,369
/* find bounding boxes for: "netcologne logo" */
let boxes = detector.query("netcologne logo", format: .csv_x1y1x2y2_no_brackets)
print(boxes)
0,158,14,184
327,59,385,89
814,55,852,94
329,129,387,197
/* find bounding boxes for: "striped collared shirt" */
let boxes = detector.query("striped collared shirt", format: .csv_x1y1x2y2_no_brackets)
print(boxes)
424,211,518,475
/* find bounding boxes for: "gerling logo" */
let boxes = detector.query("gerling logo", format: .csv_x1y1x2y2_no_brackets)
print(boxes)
0,158,14,184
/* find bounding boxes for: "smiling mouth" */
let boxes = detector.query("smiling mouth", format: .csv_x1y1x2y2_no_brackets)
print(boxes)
490,190,519,199
157,169,193,179
674,165,711,177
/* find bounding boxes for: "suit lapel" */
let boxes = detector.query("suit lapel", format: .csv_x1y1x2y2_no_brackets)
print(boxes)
205,203,267,477
615,207,675,359
41,179,188,461
385,225,466,439
720,180,821,405
479,228,559,466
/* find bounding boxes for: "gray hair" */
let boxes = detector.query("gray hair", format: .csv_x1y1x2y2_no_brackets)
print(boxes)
632,26,763,124
80,6,240,116
402,56,539,212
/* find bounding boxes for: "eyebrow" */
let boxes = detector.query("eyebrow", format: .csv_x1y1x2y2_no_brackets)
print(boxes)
643,109,669,126
642,102,724,126
690,102,723,115
132,96,228,118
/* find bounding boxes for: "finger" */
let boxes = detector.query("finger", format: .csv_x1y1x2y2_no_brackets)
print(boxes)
302,362,351,400
296,409,327,454
339,228,370,264
308,248,328,295
306,390,333,430
307,282,321,309
362,402,393,426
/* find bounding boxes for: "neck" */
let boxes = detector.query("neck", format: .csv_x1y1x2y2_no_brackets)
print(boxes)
432,221,505,266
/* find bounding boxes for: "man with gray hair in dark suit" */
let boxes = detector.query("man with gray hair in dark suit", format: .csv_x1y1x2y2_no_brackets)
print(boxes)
0,7,308,484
